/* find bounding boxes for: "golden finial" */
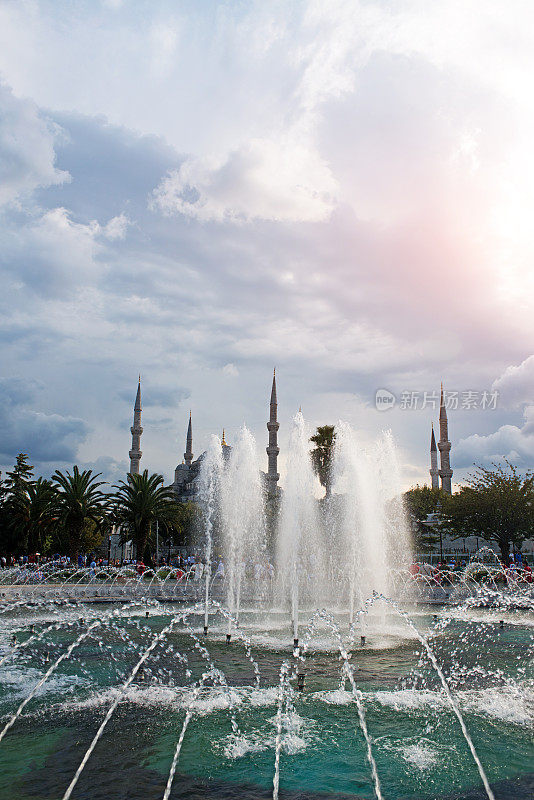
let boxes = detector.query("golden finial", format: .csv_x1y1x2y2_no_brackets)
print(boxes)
273,367,276,376
221,428,227,446
298,406,302,413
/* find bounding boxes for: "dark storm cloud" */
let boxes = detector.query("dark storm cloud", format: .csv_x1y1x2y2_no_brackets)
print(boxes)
0,377,88,465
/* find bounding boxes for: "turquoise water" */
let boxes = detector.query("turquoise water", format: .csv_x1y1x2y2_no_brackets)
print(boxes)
0,603,531,799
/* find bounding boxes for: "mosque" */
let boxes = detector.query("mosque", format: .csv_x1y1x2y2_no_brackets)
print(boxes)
128,370,281,501
127,370,452,500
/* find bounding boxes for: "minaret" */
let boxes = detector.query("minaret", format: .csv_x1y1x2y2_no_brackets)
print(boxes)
184,412,193,467
266,368,280,495
438,383,453,494
129,377,143,475
429,424,439,490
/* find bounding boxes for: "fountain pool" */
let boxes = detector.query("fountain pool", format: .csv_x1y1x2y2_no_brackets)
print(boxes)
0,416,532,798
0,599,531,800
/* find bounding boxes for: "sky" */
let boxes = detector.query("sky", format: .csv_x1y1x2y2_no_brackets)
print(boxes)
1,0,534,489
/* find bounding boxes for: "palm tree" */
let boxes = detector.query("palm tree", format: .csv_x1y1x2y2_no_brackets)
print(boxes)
112,470,183,565
53,467,108,558
310,425,336,498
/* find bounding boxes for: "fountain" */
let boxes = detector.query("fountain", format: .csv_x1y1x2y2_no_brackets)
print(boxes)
0,415,531,799
276,411,324,646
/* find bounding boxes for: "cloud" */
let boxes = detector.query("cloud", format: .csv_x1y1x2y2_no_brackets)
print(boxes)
0,376,42,406
454,355,534,471
0,207,103,297
455,404,534,468
492,354,534,408
0,3,534,487
117,384,190,409
0,206,136,298
103,213,130,240
80,455,128,485
222,363,239,377
151,137,338,222
0,377,89,465
0,82,69,207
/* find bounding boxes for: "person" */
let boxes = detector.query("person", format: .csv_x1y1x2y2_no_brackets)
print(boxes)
89,560,96,577
194,560,204,582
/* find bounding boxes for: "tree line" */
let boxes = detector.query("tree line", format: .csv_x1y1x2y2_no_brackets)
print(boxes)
3,441,532,567
0,454,198,564
404,461,534,562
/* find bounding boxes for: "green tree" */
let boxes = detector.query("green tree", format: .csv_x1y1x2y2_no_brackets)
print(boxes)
5,454,35,493
53,467,109,558
442,461,534,563
23,478,58,554
112,470,183,565
1,454,36,553
80,518,105,555
404,485,447,553
172,500,200,548
310,425,336,498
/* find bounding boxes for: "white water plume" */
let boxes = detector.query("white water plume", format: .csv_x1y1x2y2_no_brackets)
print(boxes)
330,422,412,620
275,412,325,640
198,435,225,630
220,425,265,632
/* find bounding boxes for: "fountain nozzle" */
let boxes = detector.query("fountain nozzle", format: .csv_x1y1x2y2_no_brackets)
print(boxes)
360,635,366,646
79,618,85,625
29,624,35,633
145,611,149,618
293,637,299,651
226,633,231,644
11,635,17,646
499,620,504,629
203,625,208,636
297,672,305,692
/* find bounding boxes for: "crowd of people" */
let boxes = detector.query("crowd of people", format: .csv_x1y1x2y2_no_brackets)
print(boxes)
1,551,532,587
410,554,533,583
0,551,277,585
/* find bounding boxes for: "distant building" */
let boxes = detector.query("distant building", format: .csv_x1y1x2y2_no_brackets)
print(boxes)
171,420,232,504
428,383,453,494
129,377,143,475
126,371,279,505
